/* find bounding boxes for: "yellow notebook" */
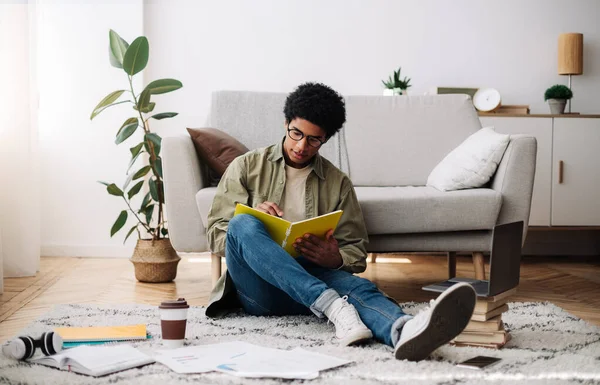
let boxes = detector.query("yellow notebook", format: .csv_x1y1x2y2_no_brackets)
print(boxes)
54,324,147,342
234,203,343,257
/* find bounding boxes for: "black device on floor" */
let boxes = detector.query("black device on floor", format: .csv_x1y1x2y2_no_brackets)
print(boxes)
422,221,523,297
456,355,501,369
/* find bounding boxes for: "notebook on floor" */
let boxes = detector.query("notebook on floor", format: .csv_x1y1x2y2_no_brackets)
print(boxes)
422,221,523,297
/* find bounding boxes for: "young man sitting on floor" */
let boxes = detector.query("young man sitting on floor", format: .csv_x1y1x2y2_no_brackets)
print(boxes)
204,82,476,361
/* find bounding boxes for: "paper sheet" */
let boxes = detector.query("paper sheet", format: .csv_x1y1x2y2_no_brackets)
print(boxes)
154,341,351,379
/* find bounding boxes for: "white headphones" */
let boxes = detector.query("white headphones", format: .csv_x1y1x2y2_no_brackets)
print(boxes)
2,332,63,360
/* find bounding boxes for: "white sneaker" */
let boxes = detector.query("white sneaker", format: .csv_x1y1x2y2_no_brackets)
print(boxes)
325,295,373,346
394,282,476,361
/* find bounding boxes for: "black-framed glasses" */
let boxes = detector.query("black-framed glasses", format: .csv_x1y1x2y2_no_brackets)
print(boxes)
287,126,325,148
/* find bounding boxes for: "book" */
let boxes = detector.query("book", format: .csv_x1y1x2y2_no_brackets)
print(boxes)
454,330,509,345
474,298,508,314
30,345,155,377
464,316,503,333
54,324,147,342
479,287,517,303
471,304,509,322
234,203,343,257
485,105,530,114
63,334,152,349
451,333,512,349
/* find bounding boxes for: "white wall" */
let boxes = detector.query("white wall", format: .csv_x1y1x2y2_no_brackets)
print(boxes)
21,0,600,258
36,0,143,257
144,0,600,136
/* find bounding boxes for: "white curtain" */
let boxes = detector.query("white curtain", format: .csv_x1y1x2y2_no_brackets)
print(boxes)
0,3,41,292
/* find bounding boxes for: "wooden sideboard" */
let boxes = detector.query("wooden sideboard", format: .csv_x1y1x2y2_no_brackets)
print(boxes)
479,114,600,228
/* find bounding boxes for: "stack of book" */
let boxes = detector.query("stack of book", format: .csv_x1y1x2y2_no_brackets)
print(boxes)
451,287,517,349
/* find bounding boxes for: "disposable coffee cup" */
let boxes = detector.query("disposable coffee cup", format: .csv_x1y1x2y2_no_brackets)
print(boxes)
159,298,189,348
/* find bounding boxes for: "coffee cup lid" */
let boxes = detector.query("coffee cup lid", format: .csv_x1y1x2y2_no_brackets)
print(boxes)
159,297,189,309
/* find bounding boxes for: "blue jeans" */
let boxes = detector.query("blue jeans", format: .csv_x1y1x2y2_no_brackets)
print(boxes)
225,214,411,347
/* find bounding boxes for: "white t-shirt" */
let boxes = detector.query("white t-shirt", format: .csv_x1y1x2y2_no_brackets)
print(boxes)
281,164,312,223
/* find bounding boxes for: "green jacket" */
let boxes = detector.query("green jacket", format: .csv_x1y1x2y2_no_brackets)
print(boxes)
205,139,369,318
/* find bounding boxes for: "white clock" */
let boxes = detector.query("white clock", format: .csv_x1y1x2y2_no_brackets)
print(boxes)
473,88,501,112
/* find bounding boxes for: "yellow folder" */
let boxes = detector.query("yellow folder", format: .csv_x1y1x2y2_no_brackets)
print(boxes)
54,324,147,342
234,203,343,257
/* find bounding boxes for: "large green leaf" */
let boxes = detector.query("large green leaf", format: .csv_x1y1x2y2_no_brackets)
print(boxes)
130,142,144,157
106,183,124,197
116,117,138,137
111,210,128,237
127,180,144,199
124,224,138,244
144,133,162,157
151,156,163,178
140,102,155,113
144,205,154,225
122,36,149,76
133,165,152,180
109,30,129,68
115,121,138,145
144,79,182,95
149,178,158,201
149,112,178,120
139,192,151,213
137,89,151,111
149,178,164,204
161,227,168,236
90,90,125,119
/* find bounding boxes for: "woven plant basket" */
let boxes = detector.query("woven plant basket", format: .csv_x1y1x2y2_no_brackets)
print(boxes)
130,239,180,283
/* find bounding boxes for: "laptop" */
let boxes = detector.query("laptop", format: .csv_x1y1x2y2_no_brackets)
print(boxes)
422,221,523,297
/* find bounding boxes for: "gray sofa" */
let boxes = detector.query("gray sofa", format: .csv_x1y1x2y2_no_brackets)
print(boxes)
162,92,537,285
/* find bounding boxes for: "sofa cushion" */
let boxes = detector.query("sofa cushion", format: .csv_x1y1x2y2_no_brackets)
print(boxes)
355,186,502,234
196,185,501,235
187,128,249,185
342,95,482,186
426,127,510,191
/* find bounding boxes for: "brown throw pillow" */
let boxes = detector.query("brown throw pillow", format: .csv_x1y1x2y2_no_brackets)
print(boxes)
186,128,249,185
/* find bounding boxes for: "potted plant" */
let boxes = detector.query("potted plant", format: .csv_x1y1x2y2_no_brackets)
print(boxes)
382,67,412,95
544,84,573,114
90,30,183,283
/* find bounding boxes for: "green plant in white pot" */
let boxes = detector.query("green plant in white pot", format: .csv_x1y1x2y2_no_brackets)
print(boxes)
382,67,412,95
90,30,183,283
544,84,573,114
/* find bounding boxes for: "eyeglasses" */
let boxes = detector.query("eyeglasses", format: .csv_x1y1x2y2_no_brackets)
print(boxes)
287,126,325,148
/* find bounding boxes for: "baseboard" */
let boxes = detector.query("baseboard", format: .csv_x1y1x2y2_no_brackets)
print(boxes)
41,244,136,258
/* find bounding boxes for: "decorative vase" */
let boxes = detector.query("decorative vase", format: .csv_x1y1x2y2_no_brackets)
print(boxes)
130,238,180,283
548,99,567,114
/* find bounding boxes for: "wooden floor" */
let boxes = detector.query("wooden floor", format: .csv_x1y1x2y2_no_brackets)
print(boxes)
1,253,599,342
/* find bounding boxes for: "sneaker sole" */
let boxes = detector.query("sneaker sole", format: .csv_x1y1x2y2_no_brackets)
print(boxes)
394,283,476,361
340,329,373,347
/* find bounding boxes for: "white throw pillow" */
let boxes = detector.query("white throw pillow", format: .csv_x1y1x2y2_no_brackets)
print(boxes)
427,126,510,191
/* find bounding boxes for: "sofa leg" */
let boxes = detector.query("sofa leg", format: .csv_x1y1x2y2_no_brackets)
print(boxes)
370,253,377,263
472,252,486,280
447,252,456,279
211,253,222,287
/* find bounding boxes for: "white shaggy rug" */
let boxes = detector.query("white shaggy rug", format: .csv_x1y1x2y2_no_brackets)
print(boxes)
1,302,599,385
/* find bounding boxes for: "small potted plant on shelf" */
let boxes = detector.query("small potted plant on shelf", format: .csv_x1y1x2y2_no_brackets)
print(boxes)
382,67,412,96
544,84,573,114
90,30,183,283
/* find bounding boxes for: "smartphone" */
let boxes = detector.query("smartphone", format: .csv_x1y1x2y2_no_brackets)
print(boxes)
456,356,501,370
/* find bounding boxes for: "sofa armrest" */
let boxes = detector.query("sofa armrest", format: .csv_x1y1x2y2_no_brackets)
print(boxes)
163,135,209,252
490,135,537,243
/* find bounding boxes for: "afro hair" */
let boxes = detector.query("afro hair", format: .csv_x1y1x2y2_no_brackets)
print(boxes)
284,82,346,138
